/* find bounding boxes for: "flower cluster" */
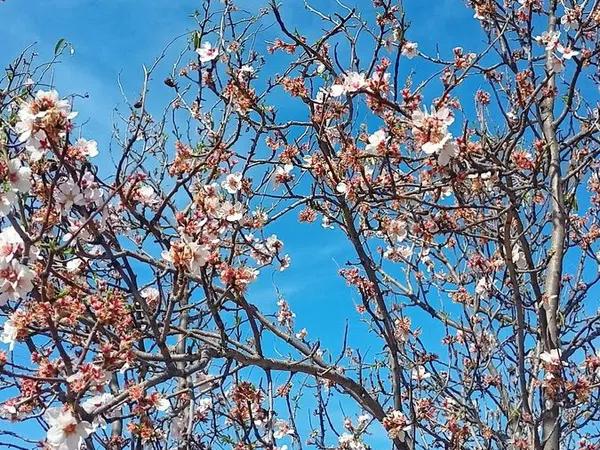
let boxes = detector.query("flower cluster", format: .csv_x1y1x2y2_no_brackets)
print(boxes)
0,226,37,305
15,90,77,161
411,106,459,166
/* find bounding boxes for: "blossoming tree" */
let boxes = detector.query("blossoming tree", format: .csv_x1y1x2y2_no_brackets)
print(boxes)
1,0,599,449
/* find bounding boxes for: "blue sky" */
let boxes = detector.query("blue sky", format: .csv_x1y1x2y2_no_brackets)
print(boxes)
1,0,485,346
4,2,599,448
0,0,493,446
1,0,483,139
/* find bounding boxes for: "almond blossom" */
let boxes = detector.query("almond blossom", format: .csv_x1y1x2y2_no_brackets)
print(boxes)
66,364,111,392
196,41,219,63
411,366,431,381
0,3,599,449
276,298,295,327
15,90,73,140
79,171,103,205
0,400,20,421
273,419,295,439
411,107,455,156
62,218,93,243
55,179,86,211
402,41,418,59
218,200,245,222
0,226,26,262
65,258,84,273
0,259,35,304
330,72,367,97
44,407,94,450
535,30,561,51
81,393,114,429
70,138,98,158
0,189,16,217
140,286,160,304
336,181,349,195
155,396,170,412
15,90,77,161
23,130,52,161
1,161,27,213
136,184,160,206
436,138,459,166
561,8,581,30
383,245,413,261
6,159,32,193
382,410,410,441
540,349,565,367
557,44,579,59
386,218,408,242
550,55,565,73
221,172,243,194
295,328,307,339
338,433,367,450
364,129,388,155
475,277,491,298
162,238,210,275
197,397,212,415
273,164,294,184
511,243,527,269
0,318,17,351
313,87,329,104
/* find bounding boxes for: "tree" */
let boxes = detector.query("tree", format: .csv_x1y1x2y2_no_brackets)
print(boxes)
0,1,599,449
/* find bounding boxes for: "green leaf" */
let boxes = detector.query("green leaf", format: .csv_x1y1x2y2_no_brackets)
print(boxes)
54,38,66,55
54,38,75,56
193,31,201,50
220,436,236,445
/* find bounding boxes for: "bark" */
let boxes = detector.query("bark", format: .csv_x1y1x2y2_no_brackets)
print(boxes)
540,2,565,449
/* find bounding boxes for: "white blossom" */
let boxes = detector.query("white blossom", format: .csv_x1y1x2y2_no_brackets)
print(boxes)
1,318,17,351
364,129,388,155
196,42,219,63
402,41,418,59
44,407,93,450
221,173,243,194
